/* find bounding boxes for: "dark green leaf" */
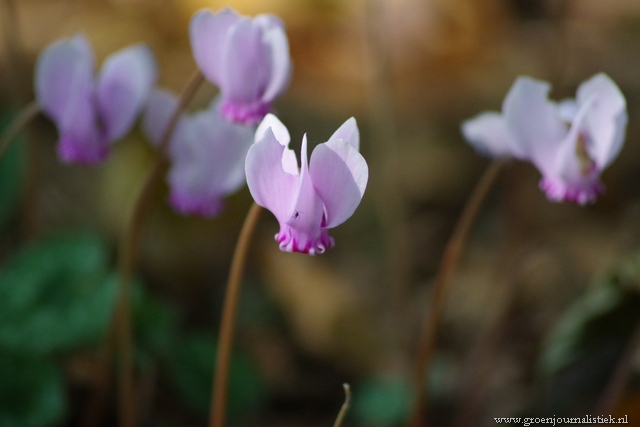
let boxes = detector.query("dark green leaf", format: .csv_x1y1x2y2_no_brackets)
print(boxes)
0,353,66,427
0,232,116,354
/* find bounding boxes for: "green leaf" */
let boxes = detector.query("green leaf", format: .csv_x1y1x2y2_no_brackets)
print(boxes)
0,112,26,228
536,253,640,414
352,377,412,426
0,232,116,354
166,333,265,419
0,353,66,427
540,253,640,378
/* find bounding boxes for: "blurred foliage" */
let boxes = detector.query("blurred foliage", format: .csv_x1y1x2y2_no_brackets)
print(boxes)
537,253,640,414
133,288,266,420
0,112,26,228
0,231,265,425
0,354,66,427
352,377,412,426
166,333,265,419
0,232,111,426
0,232,113,354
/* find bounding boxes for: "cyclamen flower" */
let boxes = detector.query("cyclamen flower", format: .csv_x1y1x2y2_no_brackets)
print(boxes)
35,34,157,164
462,73,627,205
246,114,368,255
143,89,254,217
190,8,291,125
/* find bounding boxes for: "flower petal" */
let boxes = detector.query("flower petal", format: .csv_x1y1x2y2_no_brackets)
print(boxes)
309,137,368,229
221,18,270,104
278,135,327,254
328,117,360,151
255,113,298,175
461,112,522,158
35,34,95,133
142,88,187,148
503,76,567,177
96,44,157,142
575,73,627,169
246,127,299,223
168,109,254,217
189,8,240,85
258,16,291,103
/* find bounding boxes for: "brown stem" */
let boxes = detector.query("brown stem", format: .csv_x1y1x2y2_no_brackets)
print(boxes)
333,383,352,427
209,202,262,427
408,160,505,427
595,319,640,419
114,70,204,427
0,101,39,158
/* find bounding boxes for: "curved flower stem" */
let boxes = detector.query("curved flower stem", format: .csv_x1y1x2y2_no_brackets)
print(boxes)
408,160,506,427
0,101,40,158
333,384,352,427
114,70,204,427
595,319,640,417
209,202,262,427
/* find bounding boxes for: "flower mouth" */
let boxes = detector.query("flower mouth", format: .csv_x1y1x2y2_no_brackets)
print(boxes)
275,225,335,255
221,100,270,125
575,133,596,175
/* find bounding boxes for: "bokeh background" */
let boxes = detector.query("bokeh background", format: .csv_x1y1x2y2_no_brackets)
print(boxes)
2,0,640,426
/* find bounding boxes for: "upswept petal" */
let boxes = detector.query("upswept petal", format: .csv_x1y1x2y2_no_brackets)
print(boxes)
96,44,157,142
35,35,95,132
221,18,270,104
189,8,240,85
309,138,368,228
57,105,107,164
256,113,290,145
260,22,291,103
255,113,297,175
503,77,567,176
142,89,186,148
461,112,521,158
279,135,327,254
575,73,627,169
168,110,253,217
246,128,299,223
328,117,360,151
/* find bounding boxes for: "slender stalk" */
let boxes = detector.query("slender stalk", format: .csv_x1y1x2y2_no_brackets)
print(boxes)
333,383,352,427
114,70,204,427
0,101,39,158
209,202,262,427
408,160,505,427
595,319,640,418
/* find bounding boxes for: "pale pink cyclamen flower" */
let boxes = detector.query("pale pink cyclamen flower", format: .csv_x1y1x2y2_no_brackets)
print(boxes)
246,114,368,255
189,8,291,125
35,34,157,164
142,89,254,217
462,73,627,204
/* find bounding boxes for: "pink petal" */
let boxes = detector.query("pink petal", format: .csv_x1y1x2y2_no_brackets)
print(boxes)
255,113,298,175
259,17,291,103
328,117,360,151
309,137,368,229
35,34,95,133
189,8,240,85
277,135,329,255
96,44,157,142
142,89,186,148
503,77,567,178
221,18,270,104
576,73,627,169
245,127,299,223
461,112,522,159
